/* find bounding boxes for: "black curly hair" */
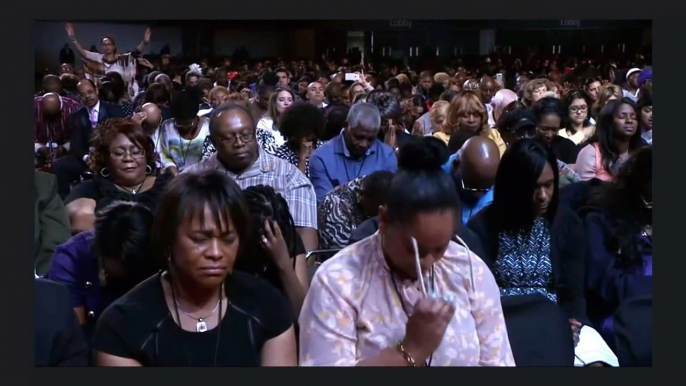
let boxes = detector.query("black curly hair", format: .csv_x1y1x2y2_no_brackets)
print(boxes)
236,185,300,291
279,101,326,148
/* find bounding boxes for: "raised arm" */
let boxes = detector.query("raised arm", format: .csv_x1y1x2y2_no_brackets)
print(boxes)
65,23,101,61
134,28,151,54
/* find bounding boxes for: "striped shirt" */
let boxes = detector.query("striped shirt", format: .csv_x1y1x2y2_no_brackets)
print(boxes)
183,147,317,229
34,95,82,147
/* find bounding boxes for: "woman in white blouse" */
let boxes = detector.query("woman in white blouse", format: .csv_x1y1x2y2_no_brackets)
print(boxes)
257,88,295,147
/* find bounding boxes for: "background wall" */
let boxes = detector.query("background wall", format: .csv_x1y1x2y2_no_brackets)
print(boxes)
212,29,284,58
34,21,183,72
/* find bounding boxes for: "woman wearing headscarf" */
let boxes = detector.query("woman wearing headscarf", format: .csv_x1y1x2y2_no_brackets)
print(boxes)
490,89,518,124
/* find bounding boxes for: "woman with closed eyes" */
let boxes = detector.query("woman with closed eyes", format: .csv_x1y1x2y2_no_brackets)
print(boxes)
93,171,297,367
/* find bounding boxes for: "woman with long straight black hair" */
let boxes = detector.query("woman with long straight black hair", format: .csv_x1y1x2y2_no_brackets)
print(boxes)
467,139,588,327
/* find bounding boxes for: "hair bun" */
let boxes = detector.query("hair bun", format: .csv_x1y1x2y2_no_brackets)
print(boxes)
398,137,449,172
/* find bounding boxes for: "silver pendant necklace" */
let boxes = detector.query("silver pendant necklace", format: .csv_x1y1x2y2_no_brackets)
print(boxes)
175,298,221,332
115,180,145,195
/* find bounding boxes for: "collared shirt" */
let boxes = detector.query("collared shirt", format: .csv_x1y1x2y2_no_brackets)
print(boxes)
308,133,397,203
299,233,515,366
34,95,82,148
317,176,366,249
200,127,277,162
641,129,652,145
88,101,101,127
183,147,317,229
460,188,494,226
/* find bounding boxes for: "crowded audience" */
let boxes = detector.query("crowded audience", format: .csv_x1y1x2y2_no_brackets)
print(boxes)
34,22,653,367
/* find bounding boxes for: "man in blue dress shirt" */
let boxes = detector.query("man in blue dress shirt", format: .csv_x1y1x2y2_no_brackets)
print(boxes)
308,103,397,203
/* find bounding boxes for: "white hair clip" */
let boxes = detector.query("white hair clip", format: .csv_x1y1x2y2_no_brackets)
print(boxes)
189,64,202,75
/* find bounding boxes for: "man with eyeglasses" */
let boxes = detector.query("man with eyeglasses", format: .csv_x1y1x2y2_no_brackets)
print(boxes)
449,136,500,226
182,103,319,252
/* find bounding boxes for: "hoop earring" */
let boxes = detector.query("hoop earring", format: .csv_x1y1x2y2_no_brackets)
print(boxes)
100,168,110,178
145,165,153,175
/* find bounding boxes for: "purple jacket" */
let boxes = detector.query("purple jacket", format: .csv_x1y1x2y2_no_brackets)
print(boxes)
45,232,116,325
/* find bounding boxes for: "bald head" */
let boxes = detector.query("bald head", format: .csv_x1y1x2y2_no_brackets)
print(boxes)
479,76,496,104
41,92,61,118
141,102,161,128
457,136,500,198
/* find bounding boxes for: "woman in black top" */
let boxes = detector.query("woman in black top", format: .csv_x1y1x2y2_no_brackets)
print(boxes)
532,96,579,166
239,185,309,315
65,118,173,233
467,139,587,326
93,171,297,366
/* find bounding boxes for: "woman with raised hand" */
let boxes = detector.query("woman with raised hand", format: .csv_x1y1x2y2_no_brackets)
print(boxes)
299,137,514,367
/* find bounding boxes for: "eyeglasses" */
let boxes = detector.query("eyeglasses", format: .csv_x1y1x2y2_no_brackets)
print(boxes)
513,127,537,140
570,106,588,113
214,132,255,145
109,147,145,159
461,177,490,193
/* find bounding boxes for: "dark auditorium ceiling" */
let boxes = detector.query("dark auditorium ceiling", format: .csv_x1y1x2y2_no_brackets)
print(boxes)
71,20,650,31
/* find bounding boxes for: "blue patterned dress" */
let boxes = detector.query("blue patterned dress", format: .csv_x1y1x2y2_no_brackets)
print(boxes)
494,218,557,303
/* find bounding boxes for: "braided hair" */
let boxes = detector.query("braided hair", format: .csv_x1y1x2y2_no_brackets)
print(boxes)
237,185,300,290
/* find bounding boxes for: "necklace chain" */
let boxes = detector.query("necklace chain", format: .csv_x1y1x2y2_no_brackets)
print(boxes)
174,298,220,321
115,180,145,194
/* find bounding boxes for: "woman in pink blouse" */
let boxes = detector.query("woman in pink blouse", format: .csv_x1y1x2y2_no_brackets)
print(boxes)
299,137,514,367
576,98,644,182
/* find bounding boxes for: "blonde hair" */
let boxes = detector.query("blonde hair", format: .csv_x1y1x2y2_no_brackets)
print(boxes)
523,78,552,105
395,74,410,84
430,101,450,134
593,83,622,117
434,72,450,87
445,91,489,135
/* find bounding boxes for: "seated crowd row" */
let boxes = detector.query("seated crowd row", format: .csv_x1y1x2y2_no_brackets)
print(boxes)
34,62,652,367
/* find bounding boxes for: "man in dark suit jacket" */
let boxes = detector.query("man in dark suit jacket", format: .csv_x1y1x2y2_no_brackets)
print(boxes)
51,79,125,198
34,171,71,276
34,279,88,366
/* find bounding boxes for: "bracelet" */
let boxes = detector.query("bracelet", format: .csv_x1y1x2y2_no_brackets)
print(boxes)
396,341,417,367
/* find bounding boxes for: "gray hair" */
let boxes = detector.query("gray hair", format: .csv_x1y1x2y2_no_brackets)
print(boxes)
346,102,381,132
